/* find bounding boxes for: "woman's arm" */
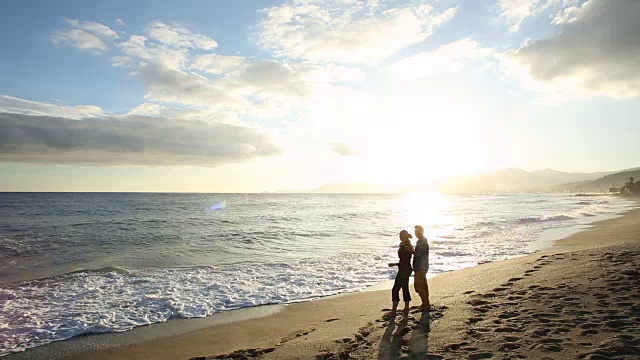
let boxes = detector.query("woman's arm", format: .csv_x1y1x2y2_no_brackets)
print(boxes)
400,242,414,254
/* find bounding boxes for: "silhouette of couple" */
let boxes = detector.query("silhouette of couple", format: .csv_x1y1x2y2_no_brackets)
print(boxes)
387,225,429,317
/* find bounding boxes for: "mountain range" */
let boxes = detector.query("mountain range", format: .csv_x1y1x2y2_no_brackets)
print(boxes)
296,167,640,194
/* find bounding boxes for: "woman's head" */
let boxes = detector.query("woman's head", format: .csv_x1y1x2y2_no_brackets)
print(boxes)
399,230,412,241
414,225,424,238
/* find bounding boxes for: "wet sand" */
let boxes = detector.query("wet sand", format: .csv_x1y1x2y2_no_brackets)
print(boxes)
9,207,640,360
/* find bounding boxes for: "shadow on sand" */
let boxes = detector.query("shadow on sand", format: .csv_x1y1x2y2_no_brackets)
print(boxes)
378,308,445,360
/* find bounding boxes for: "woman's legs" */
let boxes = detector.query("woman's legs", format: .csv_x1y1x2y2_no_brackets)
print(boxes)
388,273,403,317
400,273,411,313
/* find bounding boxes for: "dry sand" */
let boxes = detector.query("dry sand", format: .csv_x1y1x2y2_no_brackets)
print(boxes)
10,207,640,360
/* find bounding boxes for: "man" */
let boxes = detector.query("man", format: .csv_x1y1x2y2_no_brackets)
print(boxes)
413,225,429,310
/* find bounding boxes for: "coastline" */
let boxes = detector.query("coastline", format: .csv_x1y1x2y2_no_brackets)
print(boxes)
6,205,640,360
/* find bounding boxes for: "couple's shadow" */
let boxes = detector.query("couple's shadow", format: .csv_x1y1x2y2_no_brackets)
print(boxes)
378,309,443,360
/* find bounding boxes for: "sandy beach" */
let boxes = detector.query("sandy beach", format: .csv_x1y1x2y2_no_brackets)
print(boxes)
8,206,640,360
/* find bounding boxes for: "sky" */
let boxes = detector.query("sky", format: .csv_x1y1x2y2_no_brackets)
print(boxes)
0,0,639,192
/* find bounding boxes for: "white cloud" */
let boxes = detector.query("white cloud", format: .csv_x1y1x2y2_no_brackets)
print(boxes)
52,29,109,53
330,142,357,156
498,0,564,32
52,19,119,53
191,54,248,74
126,103,243,124
120,35,151,59
110,55,133,68
256,0,458,63
136,63,243,108
54,18,367,122
118,35,188,68
192,54,365,100
127,103,164,116
389,38,493,77
104,32,245,111
0,95,103,119
0,112,281,166
147,21,218,50
115,18,126,27
501,0,640,100
65,19,119,39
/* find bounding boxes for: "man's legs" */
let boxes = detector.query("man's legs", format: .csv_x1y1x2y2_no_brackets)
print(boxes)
414,271,428,308
413,271,422,296
423,274,430,308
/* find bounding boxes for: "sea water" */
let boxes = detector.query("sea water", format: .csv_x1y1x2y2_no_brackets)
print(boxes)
0,192,637,355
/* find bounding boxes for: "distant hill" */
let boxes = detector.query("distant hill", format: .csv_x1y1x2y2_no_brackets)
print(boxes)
530,169,612,185
432,168,613,194
563,169,640,193
298,168,632,194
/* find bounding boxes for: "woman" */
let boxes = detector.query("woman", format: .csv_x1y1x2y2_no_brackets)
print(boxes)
386,230,414,317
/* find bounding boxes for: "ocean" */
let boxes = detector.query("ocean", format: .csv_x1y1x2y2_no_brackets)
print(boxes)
0,192,637,356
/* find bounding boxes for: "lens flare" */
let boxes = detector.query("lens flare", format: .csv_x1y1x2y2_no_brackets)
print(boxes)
208,201,226,211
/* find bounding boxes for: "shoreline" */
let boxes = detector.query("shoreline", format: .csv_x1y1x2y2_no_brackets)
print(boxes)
6,203,640,360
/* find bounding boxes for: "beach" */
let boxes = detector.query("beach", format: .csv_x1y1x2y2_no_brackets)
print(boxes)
8,204,639,360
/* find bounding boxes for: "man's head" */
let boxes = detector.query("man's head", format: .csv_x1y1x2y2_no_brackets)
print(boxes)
414,225,424,238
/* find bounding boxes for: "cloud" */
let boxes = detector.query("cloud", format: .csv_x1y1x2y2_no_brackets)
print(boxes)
192,54,365,99
111,35,242,109
191,54,248,74
126,103,164,116
330,142,357,156
55,18,367,120
52,29,109,53
118,35,188,68
256,0,458,63
0,95,103,119
501,0,640,100
126,103,243,124
389,38,493,77
498,0,563,32
52,19,119,53
115,18,126,27
115,34,365,113
65,19,119,39
0,112,281,166
147,20,218,50
136,63,243,108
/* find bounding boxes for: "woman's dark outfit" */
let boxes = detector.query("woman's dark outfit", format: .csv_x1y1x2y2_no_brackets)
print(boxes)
392,242,413,302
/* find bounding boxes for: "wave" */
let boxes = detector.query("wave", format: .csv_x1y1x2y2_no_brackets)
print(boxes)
438,235,457,239
435,250,473,257
0,244,22,257
516,214,575,224
0,238,31,258
475,221,497,226
0,254,397,356
63,266,133,277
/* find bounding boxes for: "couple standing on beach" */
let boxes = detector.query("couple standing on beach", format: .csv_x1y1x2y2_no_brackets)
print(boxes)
387,225,429,317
